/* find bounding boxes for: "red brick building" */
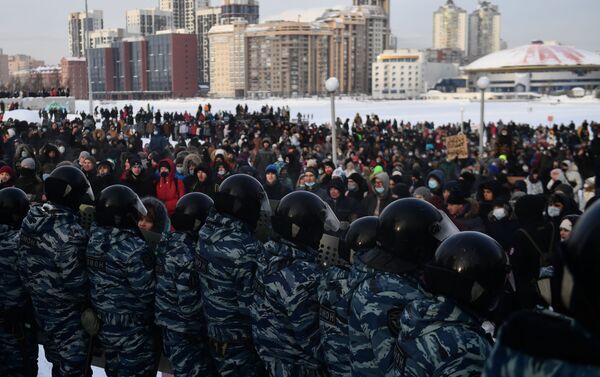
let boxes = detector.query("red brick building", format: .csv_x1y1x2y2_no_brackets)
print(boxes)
61,57,88,99
89,32,198,99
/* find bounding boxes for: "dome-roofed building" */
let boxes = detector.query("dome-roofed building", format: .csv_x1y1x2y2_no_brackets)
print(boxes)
463,41,600,94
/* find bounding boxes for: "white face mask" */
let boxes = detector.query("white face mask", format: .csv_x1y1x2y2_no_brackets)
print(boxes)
428,179,439,190
492,208,507,220
547,206,561,218
58,146,66,154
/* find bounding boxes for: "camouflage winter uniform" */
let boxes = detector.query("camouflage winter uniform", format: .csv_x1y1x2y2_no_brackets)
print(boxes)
17,203,89,377
0,224,38,377
86,225,155,376
483,310,600,377
198,209,265,377
155,231,214,377
252,239,326,377
349,262,427,377
317,252,373,377
393,296,492,377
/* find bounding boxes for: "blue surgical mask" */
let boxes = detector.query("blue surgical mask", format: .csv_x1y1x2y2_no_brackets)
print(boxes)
428,179,439,190
375,187,385,194
347,182,358,192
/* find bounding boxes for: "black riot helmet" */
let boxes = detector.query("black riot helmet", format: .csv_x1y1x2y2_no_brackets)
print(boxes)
44,165,94,209
272,191,340,249
214,174,271,229
0,187,30,228
564,200,600,336
345,216,378,256
376,198,458,265
425,232,509,315
95,185,147,230
171,192,214,235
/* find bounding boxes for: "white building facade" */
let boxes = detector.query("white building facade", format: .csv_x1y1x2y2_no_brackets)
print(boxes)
372,49,459,99
89,28,127,49
196,7,221,86
160,0,197,33
208,20,248,97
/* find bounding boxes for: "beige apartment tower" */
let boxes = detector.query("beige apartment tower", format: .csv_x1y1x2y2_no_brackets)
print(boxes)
433,0,467,52
208,20,248,97
468,0,501,61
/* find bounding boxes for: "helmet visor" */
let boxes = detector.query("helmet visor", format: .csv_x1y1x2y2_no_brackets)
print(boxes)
323,201,341,232
259,188,272,215
85,185,95,202
432,210,460,242
134,196,148,217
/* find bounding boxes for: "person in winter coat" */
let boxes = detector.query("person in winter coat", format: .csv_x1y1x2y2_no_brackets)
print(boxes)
14,158,43,202
446,192,486,233
253,139,277,178
185,163,216,198
263,164,290,201
560,160,582,192
346,172,368,202
155,159,185,216
121,157,156,198
362,172,394,216
486,198,520,252
325,178,360,223
300,167,328,200
0,164,15,189
91,160,119,199
525,169,544,195
425,169,446,209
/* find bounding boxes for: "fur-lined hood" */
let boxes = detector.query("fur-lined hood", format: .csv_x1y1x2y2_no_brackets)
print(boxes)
183,153,202,174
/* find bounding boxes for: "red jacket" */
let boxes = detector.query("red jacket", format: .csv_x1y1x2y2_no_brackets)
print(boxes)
155,159,185,216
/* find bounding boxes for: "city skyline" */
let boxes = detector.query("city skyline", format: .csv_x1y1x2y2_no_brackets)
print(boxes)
0,0,598,65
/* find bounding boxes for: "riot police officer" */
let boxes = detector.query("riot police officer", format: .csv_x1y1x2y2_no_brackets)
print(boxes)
86,184,155,376
198,174,271,377
18,165,93,377
318,216,378,377
155,192,215,376
394,232,509,376
0,187,38,377
349,198,459,377
252,191,340,377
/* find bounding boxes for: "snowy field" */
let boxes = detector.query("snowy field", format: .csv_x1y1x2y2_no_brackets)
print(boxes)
76,96,600,126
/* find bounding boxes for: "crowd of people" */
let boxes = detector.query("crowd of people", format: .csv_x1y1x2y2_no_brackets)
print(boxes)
0,87,70,99
0,102,599,377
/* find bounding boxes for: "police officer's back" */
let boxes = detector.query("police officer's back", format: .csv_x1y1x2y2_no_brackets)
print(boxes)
349,198,459,377
86,184,155,376
18,166,92,377
155,192,215,376
318,216,377,377
252,191,340,377
198,174,270,377
394,232,509,377
0,188,38,377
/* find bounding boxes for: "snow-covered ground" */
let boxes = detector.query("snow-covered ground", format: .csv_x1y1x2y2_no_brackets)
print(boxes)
76,95,600,126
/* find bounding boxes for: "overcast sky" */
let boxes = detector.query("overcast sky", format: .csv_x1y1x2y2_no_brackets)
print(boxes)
1,0,598,64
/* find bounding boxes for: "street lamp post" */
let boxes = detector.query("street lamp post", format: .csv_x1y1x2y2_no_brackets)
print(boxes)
85,0,93,115
476,76,490,159
460,106,464,133
326,77,340,168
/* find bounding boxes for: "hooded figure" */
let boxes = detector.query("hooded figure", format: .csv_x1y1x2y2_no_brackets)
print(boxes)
183,153,202,178
325,178,359,223
155,158,185,216
14,158,44,202
121,156,156,198
425,169,446,209
185,163,215,198
346,172,368,201
511,195,558,310
362,172,394,216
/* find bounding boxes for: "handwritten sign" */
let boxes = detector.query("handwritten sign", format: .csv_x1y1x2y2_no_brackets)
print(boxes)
446,134,469,160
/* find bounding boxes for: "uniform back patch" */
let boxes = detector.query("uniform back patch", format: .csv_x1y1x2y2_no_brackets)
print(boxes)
87,256,106,271
320,304,337,325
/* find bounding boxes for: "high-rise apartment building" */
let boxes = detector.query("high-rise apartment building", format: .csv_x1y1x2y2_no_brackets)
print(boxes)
160,0,197,33
353,0,389,25
126,8,173,36
220,0,259,25
208,20,248,97
197,0,210,8
196,7,221,86
318,9,368,94
8,55,45,76
468,0,501,61
68,10,104,57
433,0,467,52
89,28,127,49
245,21,331,98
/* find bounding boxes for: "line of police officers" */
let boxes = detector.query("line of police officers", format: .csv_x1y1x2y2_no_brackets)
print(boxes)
0,164,599,377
